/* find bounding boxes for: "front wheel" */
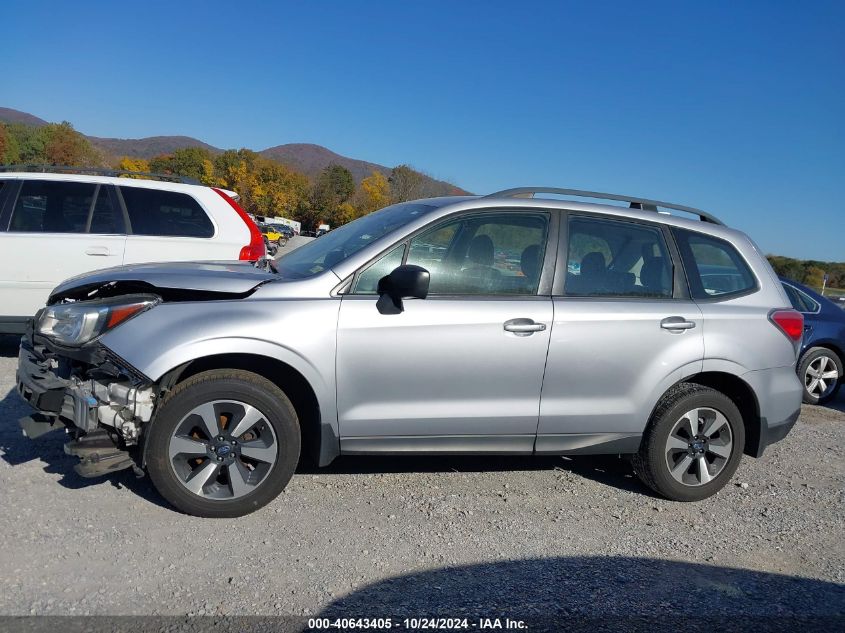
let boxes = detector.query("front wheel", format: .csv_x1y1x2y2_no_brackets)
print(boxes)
146,370,300,517
633,383,745,502
277,237,288,247
798,347,842,405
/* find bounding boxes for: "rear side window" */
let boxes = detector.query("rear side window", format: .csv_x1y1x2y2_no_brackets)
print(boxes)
674,229,756,299
120,187,214,238
10,180,95,233
564,216,674,298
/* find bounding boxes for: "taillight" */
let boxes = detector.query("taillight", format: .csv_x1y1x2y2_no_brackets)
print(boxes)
769,309,804,342
212,188,265,260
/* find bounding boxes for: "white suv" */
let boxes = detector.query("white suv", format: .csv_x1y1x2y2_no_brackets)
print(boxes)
0,170,265,333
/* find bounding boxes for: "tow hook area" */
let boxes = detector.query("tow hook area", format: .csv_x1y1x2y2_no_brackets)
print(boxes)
64,430,144,479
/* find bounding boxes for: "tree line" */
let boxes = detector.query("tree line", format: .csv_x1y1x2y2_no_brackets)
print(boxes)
766,255,844,290
0,121,449,230
2,121,842,273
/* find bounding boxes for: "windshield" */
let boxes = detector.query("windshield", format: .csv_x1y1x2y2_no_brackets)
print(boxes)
274,202,437,279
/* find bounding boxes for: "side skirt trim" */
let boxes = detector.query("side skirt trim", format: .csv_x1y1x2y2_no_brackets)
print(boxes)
339,433,643,456
535,432,642,455
340,435,534,455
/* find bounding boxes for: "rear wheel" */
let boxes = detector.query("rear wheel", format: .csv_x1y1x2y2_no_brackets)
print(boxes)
277,236,288,247
146,370,300,517
798,347,842,405
633,383,744,501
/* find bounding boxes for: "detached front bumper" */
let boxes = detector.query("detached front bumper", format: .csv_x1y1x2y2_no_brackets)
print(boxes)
17,343,68,416
16,335,158,476
17,339,101,435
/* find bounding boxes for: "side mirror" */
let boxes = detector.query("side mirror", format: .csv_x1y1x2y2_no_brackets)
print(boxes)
376,265,430,314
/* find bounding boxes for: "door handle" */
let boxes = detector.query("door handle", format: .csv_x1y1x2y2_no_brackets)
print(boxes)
504,318,547,335
85,246,110,256
660,316,696,331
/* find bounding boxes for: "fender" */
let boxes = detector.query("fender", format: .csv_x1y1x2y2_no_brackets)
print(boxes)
99,298,341,463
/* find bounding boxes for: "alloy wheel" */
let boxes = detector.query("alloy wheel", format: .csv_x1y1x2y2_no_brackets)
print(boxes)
805,355,840,400
664,407,733,486
168,400,278,500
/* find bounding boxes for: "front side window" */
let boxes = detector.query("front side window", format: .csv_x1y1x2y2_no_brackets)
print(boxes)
10,180,95,233
352,244,406,294
674,229,756,299
401,212,549,295
120,187,214,238
564,216,673,298
276,202,436,279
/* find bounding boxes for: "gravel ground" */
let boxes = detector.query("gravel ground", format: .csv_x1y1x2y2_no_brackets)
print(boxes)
0,333,842,622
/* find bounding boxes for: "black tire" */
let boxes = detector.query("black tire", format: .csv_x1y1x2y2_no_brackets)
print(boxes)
277,237,288,247
146,369,300,518
632,383,745,502
797,347,843,405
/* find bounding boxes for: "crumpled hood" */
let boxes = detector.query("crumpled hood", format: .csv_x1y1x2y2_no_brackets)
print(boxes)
49,261,277,303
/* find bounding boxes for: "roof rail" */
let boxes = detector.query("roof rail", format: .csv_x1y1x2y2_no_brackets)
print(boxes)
0,164,201,185
485,187,724,225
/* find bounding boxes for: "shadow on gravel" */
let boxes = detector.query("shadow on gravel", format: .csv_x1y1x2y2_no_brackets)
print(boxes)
320,556,845,631
299,452,658,497
821,390,845,413
0,386,171,510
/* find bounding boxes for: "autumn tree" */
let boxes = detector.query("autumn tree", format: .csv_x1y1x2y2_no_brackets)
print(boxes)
250,157,310,217
41,122,99,166
0,124,18,164
117,156,150,174
149,147,216,184
0,125,6,163
6,123,45,163
804,266,826,288
306,164,355,225
311,164,355,225
117,156,151,180
354,170,390,216
388,164,425,203
211,149,310,219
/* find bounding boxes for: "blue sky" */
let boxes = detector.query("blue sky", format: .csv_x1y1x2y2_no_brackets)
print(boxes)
2,0,843,260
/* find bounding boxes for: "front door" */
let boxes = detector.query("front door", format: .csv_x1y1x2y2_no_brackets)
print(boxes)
336,209,555,453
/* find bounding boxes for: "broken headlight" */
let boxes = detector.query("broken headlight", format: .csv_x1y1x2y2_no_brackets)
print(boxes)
37,295,159,346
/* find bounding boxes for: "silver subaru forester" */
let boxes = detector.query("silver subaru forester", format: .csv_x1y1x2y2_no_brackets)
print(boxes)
16,187,804,517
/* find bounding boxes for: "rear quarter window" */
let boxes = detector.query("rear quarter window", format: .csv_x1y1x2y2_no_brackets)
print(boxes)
120,187,214,238
674,229,757,299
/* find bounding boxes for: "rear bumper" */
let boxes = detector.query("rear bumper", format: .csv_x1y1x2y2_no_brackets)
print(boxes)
760,409,800,448
742,365,803,457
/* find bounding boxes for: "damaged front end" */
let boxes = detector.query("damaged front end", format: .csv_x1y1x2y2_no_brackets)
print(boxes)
16,288,163,478
16,263,274,479
18,323,156,478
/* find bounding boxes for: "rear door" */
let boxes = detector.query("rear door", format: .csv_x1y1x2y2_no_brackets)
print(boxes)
0,180,126,320
537,213,704,453
119,186,220,264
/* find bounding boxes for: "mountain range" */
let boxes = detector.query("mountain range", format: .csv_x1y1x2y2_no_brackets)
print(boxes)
0,107,466,193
